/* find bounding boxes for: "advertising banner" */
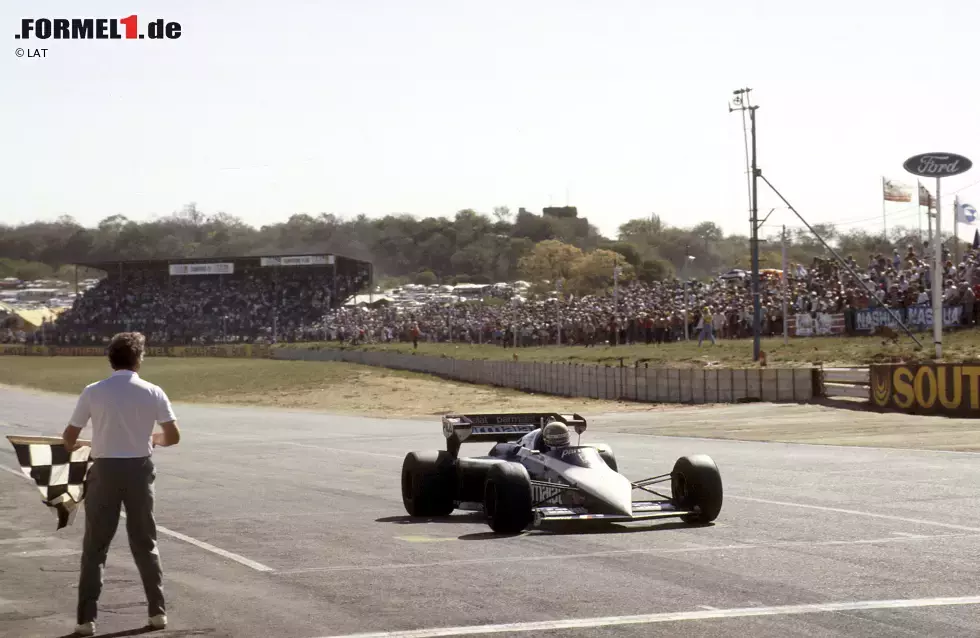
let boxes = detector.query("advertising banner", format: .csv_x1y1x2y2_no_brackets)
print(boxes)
0,344,271,358
854,304,962,332
789,313,845,337
168,263,235,276
0,344,49,356
259,255,331,267
871,363,980,417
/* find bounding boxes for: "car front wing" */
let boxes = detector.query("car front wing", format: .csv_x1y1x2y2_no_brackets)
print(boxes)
531,500,694,527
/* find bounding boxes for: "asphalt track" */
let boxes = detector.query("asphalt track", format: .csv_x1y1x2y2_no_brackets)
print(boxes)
1,386,980,638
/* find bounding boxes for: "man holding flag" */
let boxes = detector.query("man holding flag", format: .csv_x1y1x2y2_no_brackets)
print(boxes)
61,332,181,636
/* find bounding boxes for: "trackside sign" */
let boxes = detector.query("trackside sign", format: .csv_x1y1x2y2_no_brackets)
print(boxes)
902,153,973,178
168,263,234,276
260,255,333,267
871,363,980,417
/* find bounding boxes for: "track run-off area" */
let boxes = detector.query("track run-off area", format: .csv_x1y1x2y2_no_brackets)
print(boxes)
1,386,979,638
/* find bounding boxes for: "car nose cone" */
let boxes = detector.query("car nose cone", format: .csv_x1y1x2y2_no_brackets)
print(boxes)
566,467,633,516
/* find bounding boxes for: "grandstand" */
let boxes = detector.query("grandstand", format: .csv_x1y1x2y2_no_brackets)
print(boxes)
48,253,372,346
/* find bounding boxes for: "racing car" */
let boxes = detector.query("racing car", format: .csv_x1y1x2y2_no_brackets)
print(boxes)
400,412,723,534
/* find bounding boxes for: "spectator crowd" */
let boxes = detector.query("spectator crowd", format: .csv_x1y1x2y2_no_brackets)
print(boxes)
9,265,367,346
4,243,980,348
323,243,980,348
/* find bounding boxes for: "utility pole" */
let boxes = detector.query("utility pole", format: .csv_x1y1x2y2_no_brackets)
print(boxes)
730,88,762,361
683,246,689,341
781,225,788,344
934,178,943,358
613,259,621,346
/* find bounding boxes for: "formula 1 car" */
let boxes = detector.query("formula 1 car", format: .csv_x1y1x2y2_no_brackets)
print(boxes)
400,412,723,534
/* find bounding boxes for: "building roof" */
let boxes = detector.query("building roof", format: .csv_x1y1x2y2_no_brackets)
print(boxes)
76,251,371,270
4,306,62,329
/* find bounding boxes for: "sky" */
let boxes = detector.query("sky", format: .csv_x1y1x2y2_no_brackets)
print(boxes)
3,0,980,242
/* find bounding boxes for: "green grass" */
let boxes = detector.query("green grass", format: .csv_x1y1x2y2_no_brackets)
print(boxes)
0,357,432,402
0,356,663,417
283,330,980,368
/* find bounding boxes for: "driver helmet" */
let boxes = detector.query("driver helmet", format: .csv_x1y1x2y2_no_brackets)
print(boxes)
542,421,571,449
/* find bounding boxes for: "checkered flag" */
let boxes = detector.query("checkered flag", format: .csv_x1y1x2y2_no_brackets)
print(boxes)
6,435,93,530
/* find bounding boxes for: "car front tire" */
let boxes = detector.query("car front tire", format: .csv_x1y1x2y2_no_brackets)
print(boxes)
671,454,723,524
483,462,533,534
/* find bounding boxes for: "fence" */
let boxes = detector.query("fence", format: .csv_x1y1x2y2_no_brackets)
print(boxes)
821,367,870,399
275,348,817,404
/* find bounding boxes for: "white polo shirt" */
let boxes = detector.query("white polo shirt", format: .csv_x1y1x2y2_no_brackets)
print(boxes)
69,370,177,459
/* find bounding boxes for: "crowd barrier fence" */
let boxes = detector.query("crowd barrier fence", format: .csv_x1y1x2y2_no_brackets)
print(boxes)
274,347,817,404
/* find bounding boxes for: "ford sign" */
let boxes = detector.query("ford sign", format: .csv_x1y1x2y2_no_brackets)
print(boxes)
903,153,973,178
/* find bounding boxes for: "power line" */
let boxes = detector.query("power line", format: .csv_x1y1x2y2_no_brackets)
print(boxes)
755,177,980,231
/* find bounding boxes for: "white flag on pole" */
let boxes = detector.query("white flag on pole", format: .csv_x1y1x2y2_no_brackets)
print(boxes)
883,177,913,202
955,196,977,225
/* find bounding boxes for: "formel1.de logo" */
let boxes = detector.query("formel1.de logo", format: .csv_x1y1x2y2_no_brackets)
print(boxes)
16,16,181,41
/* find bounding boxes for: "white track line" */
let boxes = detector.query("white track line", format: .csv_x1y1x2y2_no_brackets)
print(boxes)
0,462,274,572
276,531,980,575
728,495,980,533
312,595,980,638
150,521,273,572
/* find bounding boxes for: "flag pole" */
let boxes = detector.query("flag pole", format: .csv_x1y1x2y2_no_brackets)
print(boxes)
917,179,922,244
924,181,933,246
781,225,788,344
881,176,887,238
933,176,943,359
954,195,960,267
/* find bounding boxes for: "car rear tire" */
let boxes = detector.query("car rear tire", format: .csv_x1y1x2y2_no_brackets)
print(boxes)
671,454,723,524
402,451,456,517
483,462,533,534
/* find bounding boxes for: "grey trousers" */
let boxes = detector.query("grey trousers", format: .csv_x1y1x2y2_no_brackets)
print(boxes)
77,457,165,624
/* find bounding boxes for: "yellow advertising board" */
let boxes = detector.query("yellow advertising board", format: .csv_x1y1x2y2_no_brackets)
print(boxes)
870,363,980,417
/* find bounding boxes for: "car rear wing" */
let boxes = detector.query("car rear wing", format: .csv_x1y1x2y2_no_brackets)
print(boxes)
442,412,587,456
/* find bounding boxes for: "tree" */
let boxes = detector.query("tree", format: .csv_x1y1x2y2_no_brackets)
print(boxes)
598,241,642,266
517,240,585,283
569,249,635,295
511,209,555,243
415,270,437,286
0,258,54,281
492,206,512,223
617,215,665,241
637,259,674,283
691,221,724,244
1,202,925,289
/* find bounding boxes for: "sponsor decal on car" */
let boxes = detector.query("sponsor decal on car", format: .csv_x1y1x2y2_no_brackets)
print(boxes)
531,483,563,502
469,425,535,434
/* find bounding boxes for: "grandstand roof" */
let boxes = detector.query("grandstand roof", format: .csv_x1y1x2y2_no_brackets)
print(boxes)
76,251,371,270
